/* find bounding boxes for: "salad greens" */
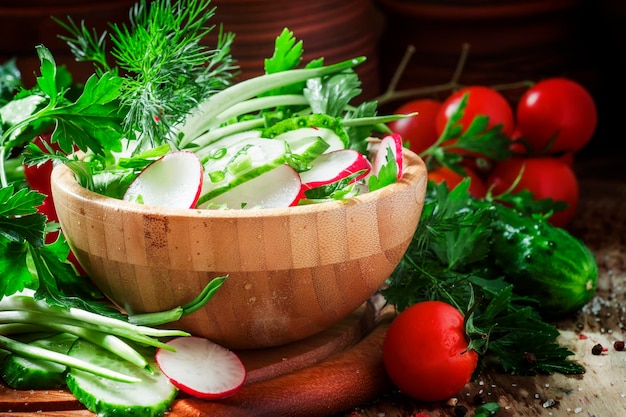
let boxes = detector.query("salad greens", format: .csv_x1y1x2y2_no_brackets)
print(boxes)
0,0,592,410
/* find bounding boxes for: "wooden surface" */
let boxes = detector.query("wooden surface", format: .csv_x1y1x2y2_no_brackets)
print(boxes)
2,162,625,417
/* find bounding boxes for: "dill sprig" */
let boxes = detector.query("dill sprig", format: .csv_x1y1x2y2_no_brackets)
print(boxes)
55,0,238,149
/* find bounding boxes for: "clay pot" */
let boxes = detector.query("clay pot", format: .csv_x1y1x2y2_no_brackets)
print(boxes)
374,0,589,103
0,1,137,86
205,0,383,100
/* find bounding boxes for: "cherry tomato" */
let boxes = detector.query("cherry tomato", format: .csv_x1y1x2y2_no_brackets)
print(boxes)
23,133,59,196
383,301,478,402
435,86,515,138
428,165,487,198
486,156,579,228
389,99,442,154
516,77,597,153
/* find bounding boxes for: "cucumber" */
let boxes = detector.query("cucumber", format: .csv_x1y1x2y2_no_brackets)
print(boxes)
197,137,289,205
1,332,77,389
488,204,598,318
66,339,177,417
261,114,349,149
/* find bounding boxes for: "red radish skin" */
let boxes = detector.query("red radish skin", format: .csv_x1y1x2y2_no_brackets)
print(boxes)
300,149,371,191
373,134,403,179
155,336,246,400
123,151,203,209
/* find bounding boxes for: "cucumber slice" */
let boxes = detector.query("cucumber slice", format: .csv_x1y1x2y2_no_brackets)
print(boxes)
273,127,345,153
195,129,263,163
262,114,350,149
281,134,331,168
1,332,78,389
198,138,289,205
66,339,177,417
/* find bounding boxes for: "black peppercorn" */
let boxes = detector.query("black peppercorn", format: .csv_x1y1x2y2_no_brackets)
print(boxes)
591,343,603,355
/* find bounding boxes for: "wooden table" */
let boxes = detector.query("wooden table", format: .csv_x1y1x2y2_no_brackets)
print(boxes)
1,160,625,417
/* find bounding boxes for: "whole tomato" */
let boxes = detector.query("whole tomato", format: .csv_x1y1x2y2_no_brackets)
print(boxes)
382,301,478,402
428,165,487,198
435,86,515,138
486,156,579,228
389,99,442,154
516,77,597,154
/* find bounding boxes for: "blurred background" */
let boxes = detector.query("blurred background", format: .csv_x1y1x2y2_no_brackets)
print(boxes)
1,0,623,160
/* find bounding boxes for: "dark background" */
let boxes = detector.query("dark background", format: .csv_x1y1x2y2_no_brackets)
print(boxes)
1,0,623,162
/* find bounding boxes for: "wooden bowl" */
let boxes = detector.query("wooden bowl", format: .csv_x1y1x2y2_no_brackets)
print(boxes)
50,149,427,349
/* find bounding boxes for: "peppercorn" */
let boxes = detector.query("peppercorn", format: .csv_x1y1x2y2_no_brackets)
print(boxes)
614,341,625,351
591,343,603,355
453,405,468,417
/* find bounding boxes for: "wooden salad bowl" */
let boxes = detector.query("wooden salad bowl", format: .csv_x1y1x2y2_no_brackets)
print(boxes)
50,148,427,349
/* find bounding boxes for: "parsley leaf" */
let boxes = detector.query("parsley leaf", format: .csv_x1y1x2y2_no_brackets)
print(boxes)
384,179,584,375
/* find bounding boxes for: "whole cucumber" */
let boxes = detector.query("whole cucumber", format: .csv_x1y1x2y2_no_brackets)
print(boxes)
488,204,598,318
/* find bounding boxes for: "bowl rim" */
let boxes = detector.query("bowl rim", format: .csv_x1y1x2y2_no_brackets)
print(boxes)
50,148,426,220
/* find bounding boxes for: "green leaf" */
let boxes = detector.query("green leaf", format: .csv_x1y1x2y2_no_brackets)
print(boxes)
0,238,33,296
368,147,398,192
47,71,125,155
34,46,58,102
264,28,303,74
304,71,362,117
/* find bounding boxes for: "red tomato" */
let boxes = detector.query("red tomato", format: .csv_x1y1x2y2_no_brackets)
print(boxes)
23,133,59,196
435,86,515,138
428,165,487,198
516,77,597,153
383,301,478,402
389,99,442,154
486,156,579,228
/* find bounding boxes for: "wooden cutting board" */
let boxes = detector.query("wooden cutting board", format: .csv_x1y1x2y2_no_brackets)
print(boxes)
0,295,396,416
1,178,625,417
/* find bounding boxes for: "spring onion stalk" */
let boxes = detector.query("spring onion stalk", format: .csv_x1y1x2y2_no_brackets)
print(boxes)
0,294,189,339
128,276,227,326
0,310,149,370
177,57,366,146
0,335,140,383
207,94,310,128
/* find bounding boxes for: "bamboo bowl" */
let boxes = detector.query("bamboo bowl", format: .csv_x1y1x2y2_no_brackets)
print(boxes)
50,149,427,349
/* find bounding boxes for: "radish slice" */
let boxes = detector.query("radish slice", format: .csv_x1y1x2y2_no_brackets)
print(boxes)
155,336,246,400
373,133,403,179
123,151,203,208
199,164,303,209
300,149,371,191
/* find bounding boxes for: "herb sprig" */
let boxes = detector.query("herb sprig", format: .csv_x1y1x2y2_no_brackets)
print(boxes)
55,0,237,149
383,179,585,375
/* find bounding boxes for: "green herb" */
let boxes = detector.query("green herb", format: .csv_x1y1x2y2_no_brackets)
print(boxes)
55,0,237,148
420,93,513,176
474,402,500,417
383,179,585,375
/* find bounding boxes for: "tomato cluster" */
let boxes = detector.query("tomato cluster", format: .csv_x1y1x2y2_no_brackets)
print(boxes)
389,77,597,228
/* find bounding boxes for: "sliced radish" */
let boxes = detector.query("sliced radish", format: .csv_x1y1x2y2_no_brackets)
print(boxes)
299,149,371,191
372,133,404,179
123,151,203,208
155,336,246,400
199,164,303,209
